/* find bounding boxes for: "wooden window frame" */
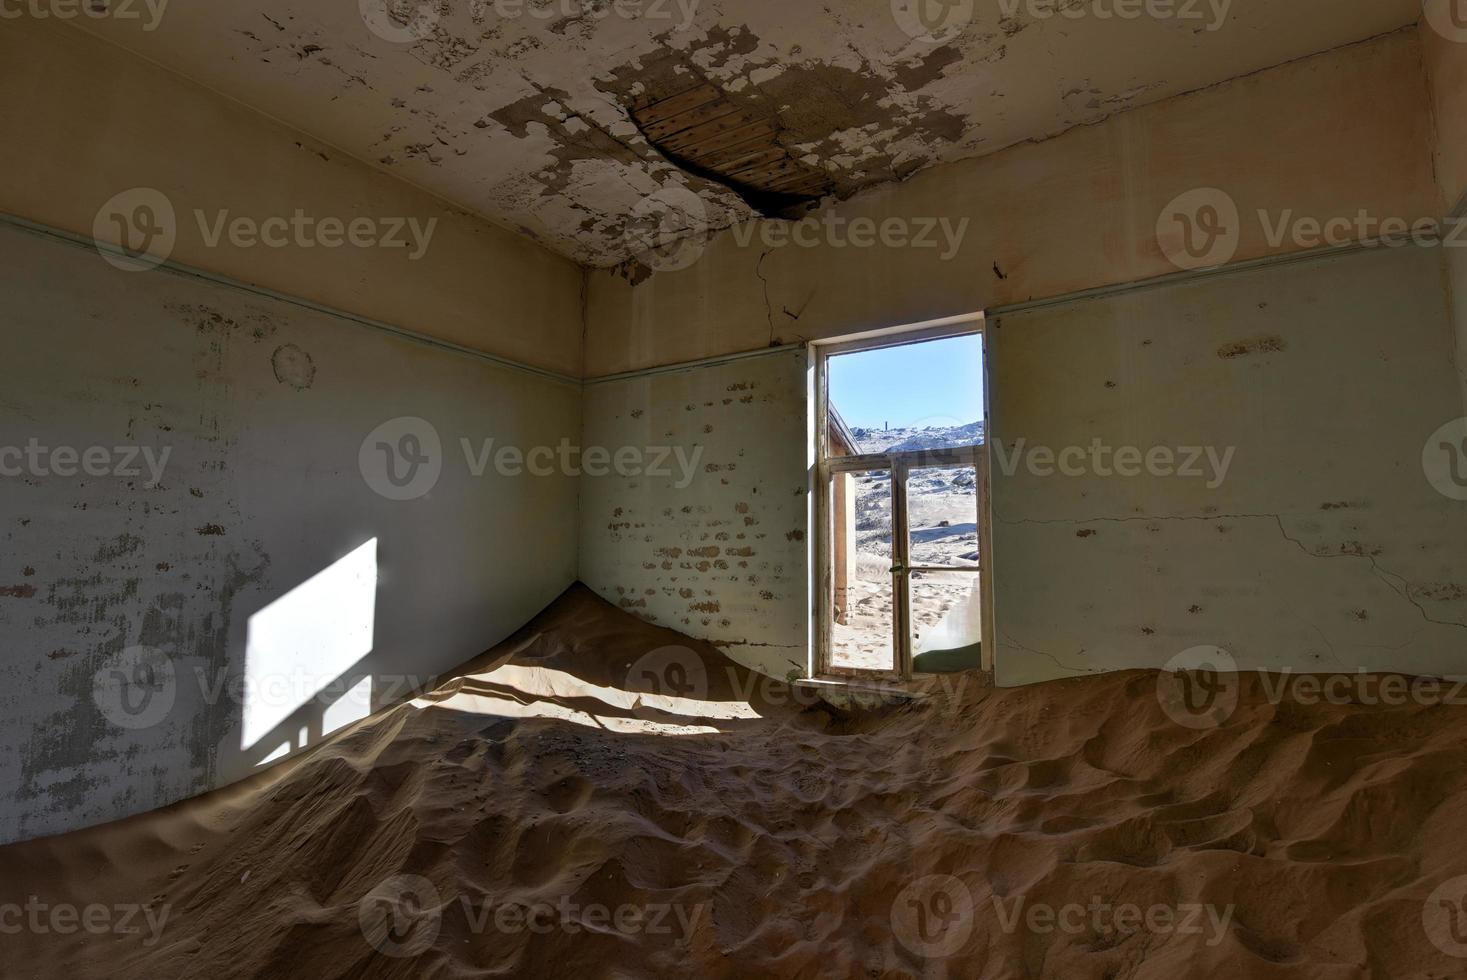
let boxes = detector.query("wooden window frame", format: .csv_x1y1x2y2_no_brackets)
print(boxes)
812,317,995,682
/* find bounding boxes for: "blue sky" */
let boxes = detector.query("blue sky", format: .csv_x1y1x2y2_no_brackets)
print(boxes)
828,334,984,430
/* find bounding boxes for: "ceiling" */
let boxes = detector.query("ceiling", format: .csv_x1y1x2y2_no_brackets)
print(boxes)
76,0,1419,269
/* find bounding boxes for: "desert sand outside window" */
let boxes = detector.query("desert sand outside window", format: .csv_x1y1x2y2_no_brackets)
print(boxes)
812,318,993,682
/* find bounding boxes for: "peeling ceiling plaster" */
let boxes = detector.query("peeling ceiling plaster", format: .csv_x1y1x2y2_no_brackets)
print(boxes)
75,0,1418,268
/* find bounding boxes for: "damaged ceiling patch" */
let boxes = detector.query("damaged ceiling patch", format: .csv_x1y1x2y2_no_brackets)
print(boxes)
71,0,1425,267
627,80,832,218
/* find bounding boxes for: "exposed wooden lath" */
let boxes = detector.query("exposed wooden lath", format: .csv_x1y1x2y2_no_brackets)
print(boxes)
629,79,832,212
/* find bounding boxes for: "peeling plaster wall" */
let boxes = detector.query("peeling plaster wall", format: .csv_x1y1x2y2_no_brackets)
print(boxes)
987,246,1467,687
0,224,580,844
0,17,584,377
65,0,1418,266
585,30,1439,376
578,350,809,680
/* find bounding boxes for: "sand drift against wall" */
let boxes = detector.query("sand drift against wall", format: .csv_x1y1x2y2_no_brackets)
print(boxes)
4,586,1467,977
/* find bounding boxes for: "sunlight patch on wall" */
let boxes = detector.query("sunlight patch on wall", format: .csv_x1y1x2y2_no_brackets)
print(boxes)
242,539,378,750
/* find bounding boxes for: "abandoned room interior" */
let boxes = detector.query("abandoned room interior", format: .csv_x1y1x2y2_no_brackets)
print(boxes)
4,0,1467,975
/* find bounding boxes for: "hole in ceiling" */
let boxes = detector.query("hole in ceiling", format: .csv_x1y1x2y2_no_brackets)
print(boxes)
627,79,832,219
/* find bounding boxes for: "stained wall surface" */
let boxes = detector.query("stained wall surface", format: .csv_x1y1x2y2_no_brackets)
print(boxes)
0,16,585,377
0,223,581,844
578,350,810,680
987,246,1467,686
585,30,1439,377
1423,14,1467,211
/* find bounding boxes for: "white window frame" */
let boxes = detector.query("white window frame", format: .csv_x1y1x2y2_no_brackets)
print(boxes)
811,316,995,681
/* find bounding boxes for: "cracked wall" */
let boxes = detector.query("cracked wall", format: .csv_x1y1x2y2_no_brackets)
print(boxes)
0,223,580,843
577,28,1467,689
987,245,1467,686
578,349,809,680
65,0,1419,268
1423,18,1467,213
585,30,1439,376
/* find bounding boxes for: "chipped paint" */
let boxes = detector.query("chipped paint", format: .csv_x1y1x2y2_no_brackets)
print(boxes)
989,245,1467,686
0,222,579,844
1217,336,1288,359
67,0,1420,266
580,349,808,679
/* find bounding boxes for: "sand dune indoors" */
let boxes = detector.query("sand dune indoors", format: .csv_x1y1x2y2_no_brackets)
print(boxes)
4,586,1467,978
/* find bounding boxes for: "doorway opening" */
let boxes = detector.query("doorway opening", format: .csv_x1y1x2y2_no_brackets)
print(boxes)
813,318,992,681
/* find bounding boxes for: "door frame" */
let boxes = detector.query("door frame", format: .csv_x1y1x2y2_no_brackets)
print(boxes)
811,316,995,682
